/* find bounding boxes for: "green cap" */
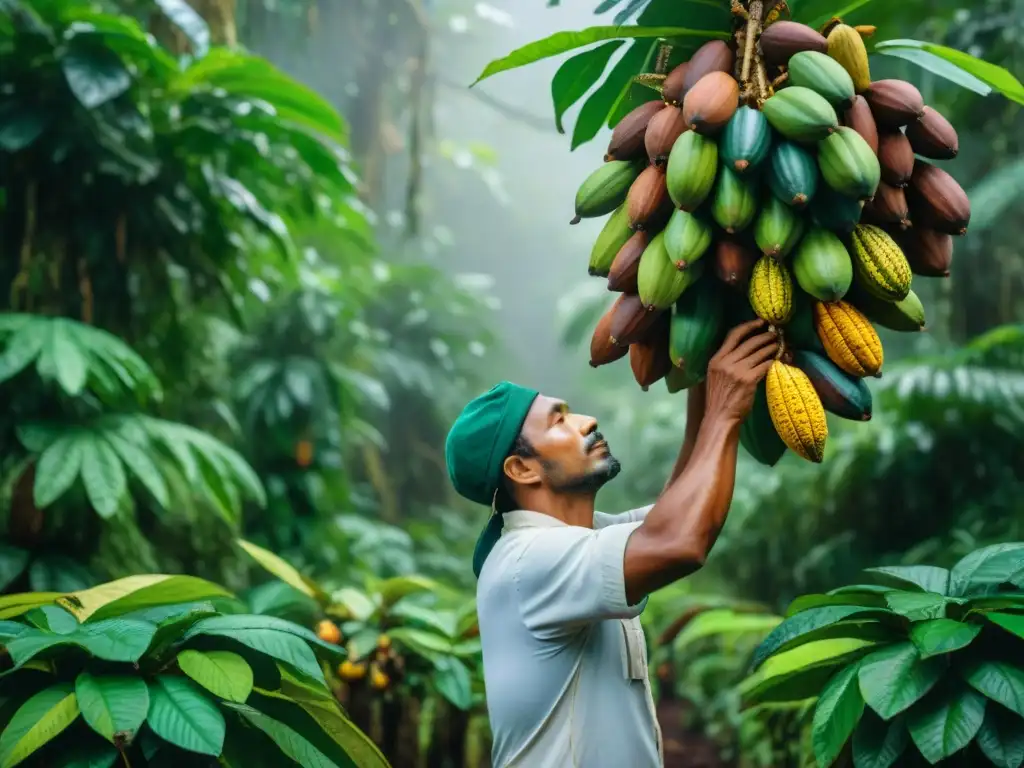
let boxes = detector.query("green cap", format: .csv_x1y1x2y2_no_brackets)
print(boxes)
445,381,539,578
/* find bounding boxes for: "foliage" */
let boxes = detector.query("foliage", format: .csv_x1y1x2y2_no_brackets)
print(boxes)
746,544,1024,767
0,574,388,768
478,0,1023,149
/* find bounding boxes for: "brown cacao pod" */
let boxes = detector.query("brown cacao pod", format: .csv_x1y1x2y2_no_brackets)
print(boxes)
863,79,925,128
662,61,690,106
682,71,739,135
627,165,669,231
863,182,911,230
905,106,959,160
906,160,970,236
645,105,689,166
713,238,757,289
877,130,914,187
681,40,734,94
842,96,879,155
590,299,629,367
609,293,662,346
760,21,829,66
608,232,648,293
629,312,673,390
606,100,665,162
899,228,953,277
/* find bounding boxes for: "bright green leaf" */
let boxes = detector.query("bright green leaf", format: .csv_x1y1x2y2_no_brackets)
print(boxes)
742,638,879,704
976,702,1024,768
33,434,85,509
788,590,889,615
290,695,390,768
432,656,473,711
46,321,89,397
907,683,986,763
675,609,782,649
813,663,865,767
105,432,169,509
751,605,892,670
237,540,324,602
885,591,955,621
61,46,131,110
572,41,654,150
146,676,225,757
79,436,126,519
872,40,1024,105
0,684,79,768
962,661,1024,718
858,642,943,719
222,703,336,767
331,587,375,621
472,26,728,86
909,619,981,659
387,626,454,660
30,605,78,634
852,710,909,768
550,41,624,134
177,649,253,703
375,575,438,608
7,618,157,666
75,673,149,743
866,566,951,595
0,592,65,621
873,46,991,97
986,613,1024,642
63,574,233,622
950,544,1024,597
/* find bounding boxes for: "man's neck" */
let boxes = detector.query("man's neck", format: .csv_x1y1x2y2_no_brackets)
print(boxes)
515,491,596,528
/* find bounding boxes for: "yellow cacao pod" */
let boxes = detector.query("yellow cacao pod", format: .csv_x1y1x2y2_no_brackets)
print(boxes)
749,255,795,325
827,23,871,93
766,360,828,463
850,224,912,301
814,300,884,377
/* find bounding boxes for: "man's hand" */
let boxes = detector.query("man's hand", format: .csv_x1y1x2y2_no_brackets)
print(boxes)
704,319,779,424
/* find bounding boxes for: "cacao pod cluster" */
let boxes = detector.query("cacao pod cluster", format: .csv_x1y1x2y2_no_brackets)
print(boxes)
574,11,969,465
319,623,404,693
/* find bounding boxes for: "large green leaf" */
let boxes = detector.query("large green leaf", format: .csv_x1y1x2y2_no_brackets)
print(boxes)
7,618,157,667
60,45,131,110
221,703,337,767
75,673,149,744
79,436,126,519
236,540,324,602
63,575,233,622
872,46,991,97
674,609,782,649
907,683,986,764
183,615,330,683
105,432,169,509
432,656,473,711
866,566,951,595
33,434,86,508
872,40,1024,105
812,663,865,768
788,589,890,615
987,613,1024,642
386,626,454,661
962,661,1024,719
471,26,728,85
885,591,957,622
950,544,1024,597
858,642,944,719
177,649,253,704
0,684,79,768
375,575,438,608
852,710,909,768
0,592,66,621
146,676,225,757
742,638,879,704
573,41,656,149
44,321,88,397
550,41,624,134
909,619,981,659
751,606,892,670
976,703,1024,768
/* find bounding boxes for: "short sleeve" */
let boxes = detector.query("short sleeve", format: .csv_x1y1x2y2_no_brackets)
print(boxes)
513,522,647,639
593,504,654,529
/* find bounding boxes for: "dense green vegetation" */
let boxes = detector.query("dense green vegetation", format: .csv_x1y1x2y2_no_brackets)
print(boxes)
1,0,1022,766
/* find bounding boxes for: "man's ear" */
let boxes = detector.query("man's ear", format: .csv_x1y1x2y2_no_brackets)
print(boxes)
503,454,541,487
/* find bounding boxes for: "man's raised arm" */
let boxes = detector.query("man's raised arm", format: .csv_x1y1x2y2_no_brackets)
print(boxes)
622,319,777,605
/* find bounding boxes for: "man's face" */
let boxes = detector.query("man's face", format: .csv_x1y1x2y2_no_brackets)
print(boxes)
512,395,621,494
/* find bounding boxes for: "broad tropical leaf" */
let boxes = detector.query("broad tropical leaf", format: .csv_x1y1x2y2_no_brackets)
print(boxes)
177,649,253,703
550,41,624,133
146,676,225,757
949,544,1024,597
909,619,981,659
812,663,865,767
858,642,943,719
852,710,909,768
975,703,1024,768
0,684,79,768
237,540,325,602
75,673,149,744
962,661,1024,719
62,575,233,622
751,605,893,670
906,683,986,764
7,619,157,667
865,566,950,595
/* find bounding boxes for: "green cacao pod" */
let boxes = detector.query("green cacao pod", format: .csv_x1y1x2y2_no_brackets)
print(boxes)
668,277,724,376
817,126,881,201
720,105,771,174
587,204,633,277
638,230,706,311
786,50,856,109
791,348,873,421
666,130,718,212
768,141,819,208
754,194,806,258
809,186,863,235
712,165,759,234
740,382,788,466
761,86,838,143
791,227,853,302
664,209,713,270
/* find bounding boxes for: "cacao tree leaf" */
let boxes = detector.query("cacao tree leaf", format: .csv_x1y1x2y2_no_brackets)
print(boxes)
146,676,224,757
0,683,79,768
471,26,728,86
866,566,951,595
950,544,1024,597
872,39,1024,105
374,575,438,608
44,321,88,397
177,649,253,703
962,661,1024,718
388,602,459,638
0,592,65,621
236,539,324,602
0,321,45,385
386,626,454,660
29,605,78,634
33,434,86,508
812,663,865,768
885,591,957,621
852,710,909,768
907,683,986,763
872,46,991,97
976,702,1024,768
573,41,658,149
858,642,943,719
674,610,782,649
74,673,149,744
60,45,131,110
7,618,157,667
63,574,233,622
0,620,26,642
79,436,125,519
909,619,981,659
550,41,624,134
986,613,1024,642
741,638,879,704
0,545,29,592
284,691,390,768
432,656,473,711
104,432,168,509
751,605,893,670
222,703,337,767
788,589,890,614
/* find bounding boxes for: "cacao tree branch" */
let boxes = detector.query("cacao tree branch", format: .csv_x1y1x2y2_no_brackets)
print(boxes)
740,0,763,88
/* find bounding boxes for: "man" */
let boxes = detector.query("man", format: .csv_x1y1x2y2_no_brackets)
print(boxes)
444,318,778,768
